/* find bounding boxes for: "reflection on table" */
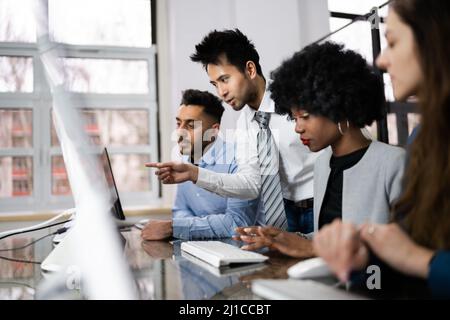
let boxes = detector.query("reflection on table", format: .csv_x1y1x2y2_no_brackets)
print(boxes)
0,228,304,300
0,232,53,300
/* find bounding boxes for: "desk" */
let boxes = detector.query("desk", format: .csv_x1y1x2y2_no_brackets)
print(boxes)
0,228,305,300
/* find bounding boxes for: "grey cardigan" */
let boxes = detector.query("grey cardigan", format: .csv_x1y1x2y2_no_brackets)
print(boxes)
313,141,406,233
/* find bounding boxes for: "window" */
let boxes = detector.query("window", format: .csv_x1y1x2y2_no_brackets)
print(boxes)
328,0,389,16
327,0,419,146
0,0,158,213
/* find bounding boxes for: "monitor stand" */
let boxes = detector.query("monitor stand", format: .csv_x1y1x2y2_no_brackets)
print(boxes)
42,223,129,273
41,228,79,273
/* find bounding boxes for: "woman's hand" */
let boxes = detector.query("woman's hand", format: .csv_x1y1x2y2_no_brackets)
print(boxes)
233,226,272,251
360,223,434,279
258,227,314,258
313,220,369,282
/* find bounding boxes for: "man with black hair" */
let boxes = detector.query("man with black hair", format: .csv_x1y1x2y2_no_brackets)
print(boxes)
147,30,319,235
141,89,263,240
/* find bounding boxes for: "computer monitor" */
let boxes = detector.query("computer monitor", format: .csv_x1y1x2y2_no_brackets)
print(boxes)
36,3,137,297
101,148,125,221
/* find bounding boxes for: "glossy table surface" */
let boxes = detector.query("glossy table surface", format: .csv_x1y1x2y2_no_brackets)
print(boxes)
0,227,309,300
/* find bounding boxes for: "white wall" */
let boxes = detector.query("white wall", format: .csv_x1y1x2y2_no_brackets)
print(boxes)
162,0,330,132
157,0,330,204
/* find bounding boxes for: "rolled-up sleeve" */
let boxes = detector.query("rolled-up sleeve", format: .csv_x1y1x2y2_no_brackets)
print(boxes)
172,197,259,240
172,185,197,239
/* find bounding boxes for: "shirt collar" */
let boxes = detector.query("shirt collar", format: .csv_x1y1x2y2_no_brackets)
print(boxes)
258,87,275,113
180,139,221,167
196,137,225,167
246,83,275,118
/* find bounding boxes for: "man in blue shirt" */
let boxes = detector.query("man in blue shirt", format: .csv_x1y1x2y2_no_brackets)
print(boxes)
141,89,263,240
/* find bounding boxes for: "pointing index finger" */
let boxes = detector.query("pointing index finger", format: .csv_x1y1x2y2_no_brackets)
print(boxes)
145,162,161,168
145,162,175,169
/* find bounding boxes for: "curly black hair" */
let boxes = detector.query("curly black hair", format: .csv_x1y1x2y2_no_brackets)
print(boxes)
269,42,386,127
190,29,264,78
180,89,225,123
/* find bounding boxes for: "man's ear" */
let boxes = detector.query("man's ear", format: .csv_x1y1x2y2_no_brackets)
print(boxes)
212,123,220,140
246,61,258,79
211,122,220,132
204,122,220,143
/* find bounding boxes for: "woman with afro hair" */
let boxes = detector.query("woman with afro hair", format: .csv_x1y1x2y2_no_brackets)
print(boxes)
237,42,405,259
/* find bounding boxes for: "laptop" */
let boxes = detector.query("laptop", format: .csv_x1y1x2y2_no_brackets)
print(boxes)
102,147,125,221
52,148,129,244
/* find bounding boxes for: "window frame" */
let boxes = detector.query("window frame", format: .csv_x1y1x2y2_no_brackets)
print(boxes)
328,3,419,147
0,0,159,213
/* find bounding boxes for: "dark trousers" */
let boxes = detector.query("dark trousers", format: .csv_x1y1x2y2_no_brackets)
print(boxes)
284,199,314,234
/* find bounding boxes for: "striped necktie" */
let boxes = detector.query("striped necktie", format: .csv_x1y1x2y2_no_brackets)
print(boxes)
254,111,288,230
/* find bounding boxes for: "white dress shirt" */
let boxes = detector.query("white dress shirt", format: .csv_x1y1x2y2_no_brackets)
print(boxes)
196,89,321,202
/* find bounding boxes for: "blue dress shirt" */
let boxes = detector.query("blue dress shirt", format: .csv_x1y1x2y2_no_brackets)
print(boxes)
172,139,263,240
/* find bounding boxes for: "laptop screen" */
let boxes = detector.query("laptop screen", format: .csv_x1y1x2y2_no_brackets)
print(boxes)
101,148,125,220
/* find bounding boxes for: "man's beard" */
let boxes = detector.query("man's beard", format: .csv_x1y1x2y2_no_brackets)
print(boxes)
178,135,191,156
238,85,258,109
178,145,190,156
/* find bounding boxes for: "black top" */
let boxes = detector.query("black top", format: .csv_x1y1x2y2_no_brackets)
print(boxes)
318,145,370,229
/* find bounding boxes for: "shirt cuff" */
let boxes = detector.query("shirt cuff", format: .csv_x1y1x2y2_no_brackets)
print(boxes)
172,218,191,240
195,167,213,189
